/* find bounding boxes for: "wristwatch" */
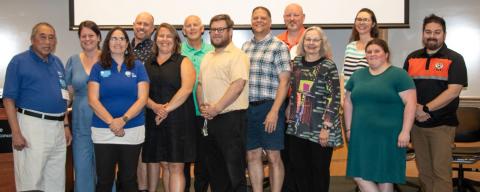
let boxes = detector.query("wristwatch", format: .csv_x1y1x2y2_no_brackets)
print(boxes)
122,115,129,123
422,105,430,113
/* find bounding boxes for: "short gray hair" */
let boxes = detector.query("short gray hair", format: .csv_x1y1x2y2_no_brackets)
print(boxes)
31,22,56,39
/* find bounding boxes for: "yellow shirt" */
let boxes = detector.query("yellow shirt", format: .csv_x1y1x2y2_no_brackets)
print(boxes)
198,42,250,114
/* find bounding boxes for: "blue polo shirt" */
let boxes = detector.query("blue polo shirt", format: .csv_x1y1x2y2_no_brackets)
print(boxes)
89,60,149,129
3,47,67,113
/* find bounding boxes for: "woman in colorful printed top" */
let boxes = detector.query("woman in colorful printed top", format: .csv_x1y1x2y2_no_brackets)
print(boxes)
285,26,342,192
88,27,149,192
341,8,379,102
344,38,416,191
66,20,101,192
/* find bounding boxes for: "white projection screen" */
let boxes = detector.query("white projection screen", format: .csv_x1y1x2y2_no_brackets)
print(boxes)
70,0,408,29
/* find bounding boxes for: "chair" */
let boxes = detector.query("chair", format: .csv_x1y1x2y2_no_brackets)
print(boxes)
452,107,480,192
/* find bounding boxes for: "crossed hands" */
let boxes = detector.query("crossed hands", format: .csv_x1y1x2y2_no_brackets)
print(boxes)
109,118,126,137
200,103,220,120
415,104,431,122
153,103,169,125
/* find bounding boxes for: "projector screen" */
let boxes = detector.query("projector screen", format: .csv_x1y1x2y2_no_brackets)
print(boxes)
70,0,408,29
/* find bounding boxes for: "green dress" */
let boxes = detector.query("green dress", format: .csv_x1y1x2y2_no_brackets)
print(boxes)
345,66,415,183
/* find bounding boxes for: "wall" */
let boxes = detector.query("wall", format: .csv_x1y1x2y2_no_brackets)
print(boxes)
1,0,479,96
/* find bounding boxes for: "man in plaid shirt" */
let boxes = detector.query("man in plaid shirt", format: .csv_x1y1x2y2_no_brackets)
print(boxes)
242,6,291,192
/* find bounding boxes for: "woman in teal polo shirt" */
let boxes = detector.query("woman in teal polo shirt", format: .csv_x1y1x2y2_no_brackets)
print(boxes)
88,27,149,192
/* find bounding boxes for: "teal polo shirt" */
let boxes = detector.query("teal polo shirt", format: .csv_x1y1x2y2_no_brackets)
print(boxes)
181,40,214,116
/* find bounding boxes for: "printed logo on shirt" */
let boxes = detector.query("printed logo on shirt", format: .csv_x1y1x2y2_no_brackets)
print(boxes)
125,71,137,78
100,70,111,78
434,62,444,71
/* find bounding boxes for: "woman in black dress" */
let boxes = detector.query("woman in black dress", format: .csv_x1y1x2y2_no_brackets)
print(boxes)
142,23,196,192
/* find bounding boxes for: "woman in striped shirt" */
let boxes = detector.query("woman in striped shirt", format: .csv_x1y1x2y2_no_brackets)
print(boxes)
341,8,379,104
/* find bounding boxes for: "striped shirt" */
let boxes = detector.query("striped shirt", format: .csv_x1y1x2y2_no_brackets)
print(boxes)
242,33,291,101
342,41,368,84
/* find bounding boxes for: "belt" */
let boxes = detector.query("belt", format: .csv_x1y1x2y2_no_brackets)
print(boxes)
17,108,65,121
249,99,273,106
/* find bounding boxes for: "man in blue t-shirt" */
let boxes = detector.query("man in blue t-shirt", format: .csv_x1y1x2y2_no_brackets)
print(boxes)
3,22,72,191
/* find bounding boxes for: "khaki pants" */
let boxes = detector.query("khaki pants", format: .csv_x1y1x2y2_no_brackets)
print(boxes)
411,125,455,192
14,111,66,192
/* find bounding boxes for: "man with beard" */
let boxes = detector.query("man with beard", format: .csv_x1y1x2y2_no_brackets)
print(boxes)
181,15,214,192
277,4,304,191
403,14,467,192
197,14,250,192
242,6,290,192
131,11,155,192
3,22,72,191
277,3,305,57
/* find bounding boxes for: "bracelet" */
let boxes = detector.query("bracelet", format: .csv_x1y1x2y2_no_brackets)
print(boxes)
64,124,69,127
346,129,351,132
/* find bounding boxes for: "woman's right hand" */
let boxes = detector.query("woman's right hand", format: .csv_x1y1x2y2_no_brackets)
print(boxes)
110,118,126,137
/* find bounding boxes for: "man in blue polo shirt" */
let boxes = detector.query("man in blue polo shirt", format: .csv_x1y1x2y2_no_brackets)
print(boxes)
3,22,72,192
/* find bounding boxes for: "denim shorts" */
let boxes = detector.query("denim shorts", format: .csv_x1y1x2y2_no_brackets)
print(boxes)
246,100,286,150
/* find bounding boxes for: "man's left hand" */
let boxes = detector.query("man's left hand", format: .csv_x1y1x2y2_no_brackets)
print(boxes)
64,126,72,146
264,110,278,133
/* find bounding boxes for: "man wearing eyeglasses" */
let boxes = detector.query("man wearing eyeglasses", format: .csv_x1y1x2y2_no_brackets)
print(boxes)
181,15,214,192
277,3,306,57
3,22,72,192
197,14,250,192
242,6,291,192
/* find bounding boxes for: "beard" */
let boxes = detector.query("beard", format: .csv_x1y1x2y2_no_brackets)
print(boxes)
211,37,230,49
424,38,443,50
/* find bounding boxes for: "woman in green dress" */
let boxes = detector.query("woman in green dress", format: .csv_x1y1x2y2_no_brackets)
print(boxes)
344,38,416,191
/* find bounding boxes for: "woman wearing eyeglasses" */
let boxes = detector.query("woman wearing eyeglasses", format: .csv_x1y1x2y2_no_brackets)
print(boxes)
88,27,149,192
142,23,196,192
285,26,343,192
341,8,380,104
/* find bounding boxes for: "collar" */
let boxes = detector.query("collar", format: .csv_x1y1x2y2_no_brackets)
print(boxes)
149,53,180,66
131,38,153,48
182,40,208,52
29,46,53,63
421,43,448,57
251,33,273,44
279,28,305,48
214,42,235,54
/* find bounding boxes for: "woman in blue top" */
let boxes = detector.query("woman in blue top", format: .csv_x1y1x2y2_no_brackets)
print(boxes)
66,20,101,192
88,27,149,192
344,38,416,191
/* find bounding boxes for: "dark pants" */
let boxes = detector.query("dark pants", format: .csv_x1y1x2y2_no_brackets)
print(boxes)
94,143,141,192
282,133,296,192
288,136,333,192
184,116,209,192
204,110,247,192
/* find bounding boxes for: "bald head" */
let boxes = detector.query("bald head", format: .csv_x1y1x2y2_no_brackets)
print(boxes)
133,12,155,42
283,3,305,32
183,15,205,41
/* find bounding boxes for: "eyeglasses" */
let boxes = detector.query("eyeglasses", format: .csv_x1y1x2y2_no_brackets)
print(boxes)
209,27,230,33
304,38,322,43
355,17,371,23
110,36,126,42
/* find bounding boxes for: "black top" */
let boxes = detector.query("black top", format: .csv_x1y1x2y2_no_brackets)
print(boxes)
403,44,468,127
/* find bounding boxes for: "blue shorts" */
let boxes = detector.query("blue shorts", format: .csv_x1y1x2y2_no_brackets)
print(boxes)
247,100,286,150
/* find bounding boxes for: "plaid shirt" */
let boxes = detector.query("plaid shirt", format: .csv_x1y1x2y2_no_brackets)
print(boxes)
242,33,290,101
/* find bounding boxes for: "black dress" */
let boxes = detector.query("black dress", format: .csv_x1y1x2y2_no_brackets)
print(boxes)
143,53,196,162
